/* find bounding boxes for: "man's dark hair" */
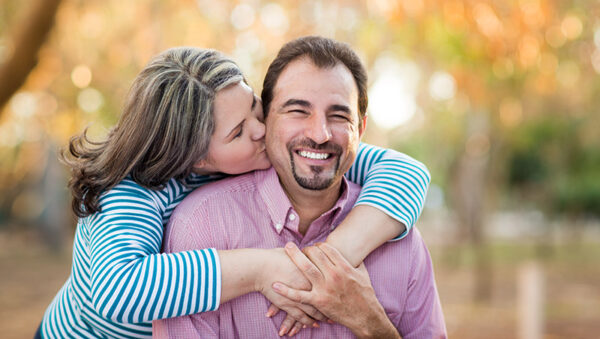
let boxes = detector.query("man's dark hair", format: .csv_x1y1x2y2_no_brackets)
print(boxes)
261,36,368,126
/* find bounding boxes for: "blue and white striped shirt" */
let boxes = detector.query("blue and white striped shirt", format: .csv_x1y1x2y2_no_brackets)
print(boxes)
41,143,430,338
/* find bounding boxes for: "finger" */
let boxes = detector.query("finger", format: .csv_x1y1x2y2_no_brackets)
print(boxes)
279,306,317,327
272,282,312,304
266,304,280,318
356,262,368,272
284,242,324,283
316,242,353,269
303,245,335,272
288,321,303,337
296,302,327,322
278,314,295,337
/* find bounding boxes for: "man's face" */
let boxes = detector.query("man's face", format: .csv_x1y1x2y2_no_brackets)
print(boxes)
265,57,365,193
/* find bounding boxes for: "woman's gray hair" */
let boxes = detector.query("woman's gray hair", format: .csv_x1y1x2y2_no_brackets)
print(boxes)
63,47,244,217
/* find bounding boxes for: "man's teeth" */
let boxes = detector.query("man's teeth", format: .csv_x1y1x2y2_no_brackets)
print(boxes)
298,150,330,160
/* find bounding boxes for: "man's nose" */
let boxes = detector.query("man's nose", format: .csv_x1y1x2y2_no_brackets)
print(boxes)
304,113,332,144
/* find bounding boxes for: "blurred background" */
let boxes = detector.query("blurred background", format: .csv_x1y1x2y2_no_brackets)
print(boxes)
1,0,599,338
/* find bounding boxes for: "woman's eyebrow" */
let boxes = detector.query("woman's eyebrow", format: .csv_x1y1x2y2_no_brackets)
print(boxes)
251,95,257,110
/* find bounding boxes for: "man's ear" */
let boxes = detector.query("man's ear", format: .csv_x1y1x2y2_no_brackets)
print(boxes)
358,115,367,138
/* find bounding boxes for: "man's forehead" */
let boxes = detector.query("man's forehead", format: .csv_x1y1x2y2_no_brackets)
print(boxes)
271,58,358,108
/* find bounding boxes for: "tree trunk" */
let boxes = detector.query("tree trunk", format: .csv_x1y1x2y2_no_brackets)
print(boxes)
450,115,493,302
0,0,62,113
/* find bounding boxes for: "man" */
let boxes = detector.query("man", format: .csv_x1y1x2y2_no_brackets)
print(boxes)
154,36,446,338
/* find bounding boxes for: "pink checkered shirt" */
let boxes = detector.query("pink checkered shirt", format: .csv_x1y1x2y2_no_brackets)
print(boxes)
153,167,446,338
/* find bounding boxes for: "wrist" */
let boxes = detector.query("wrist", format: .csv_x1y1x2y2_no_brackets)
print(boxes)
252,248,282,293
325,233,361,267
350,299,400,339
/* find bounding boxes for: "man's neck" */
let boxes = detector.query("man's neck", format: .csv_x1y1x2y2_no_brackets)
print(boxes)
280,179,342,236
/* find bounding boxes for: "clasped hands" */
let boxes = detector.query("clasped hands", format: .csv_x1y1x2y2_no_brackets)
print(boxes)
257,242,380,337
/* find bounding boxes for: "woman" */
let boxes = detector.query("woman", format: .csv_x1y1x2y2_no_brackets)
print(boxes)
39,47,430,338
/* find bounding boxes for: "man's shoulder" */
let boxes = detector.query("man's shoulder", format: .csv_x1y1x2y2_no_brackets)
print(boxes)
346,180,361,199
180,170,260,207
368,227,426,264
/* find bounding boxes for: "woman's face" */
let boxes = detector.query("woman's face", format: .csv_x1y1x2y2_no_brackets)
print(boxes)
194,81,271,175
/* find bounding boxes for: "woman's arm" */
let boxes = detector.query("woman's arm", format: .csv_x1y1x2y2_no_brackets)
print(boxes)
89,180,321,326
332,143,431,266
88,181,223,323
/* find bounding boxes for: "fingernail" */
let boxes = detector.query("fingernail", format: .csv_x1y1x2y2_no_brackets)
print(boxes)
288,328,297,337
327,319,335,324
265,310,272,317
272,283,281,291
302,325,307,329
313,322,319,328
279,327,287,336
285,242,294,249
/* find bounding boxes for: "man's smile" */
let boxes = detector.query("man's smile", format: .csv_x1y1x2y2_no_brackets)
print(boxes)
296,149,332,161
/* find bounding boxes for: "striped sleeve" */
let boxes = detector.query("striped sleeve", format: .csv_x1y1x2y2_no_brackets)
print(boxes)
345,143,431,239
88,181,221,323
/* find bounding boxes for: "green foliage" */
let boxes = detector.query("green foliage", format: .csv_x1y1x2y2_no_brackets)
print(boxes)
506,116,600,217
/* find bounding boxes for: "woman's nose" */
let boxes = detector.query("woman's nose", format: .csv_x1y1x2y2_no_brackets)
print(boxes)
251,118,266,141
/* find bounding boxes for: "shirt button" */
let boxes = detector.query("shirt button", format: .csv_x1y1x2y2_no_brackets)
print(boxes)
289,214,296,221
275,223,283,231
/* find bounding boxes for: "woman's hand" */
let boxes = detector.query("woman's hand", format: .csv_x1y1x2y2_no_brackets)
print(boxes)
272,242,401,339
255,248,327,336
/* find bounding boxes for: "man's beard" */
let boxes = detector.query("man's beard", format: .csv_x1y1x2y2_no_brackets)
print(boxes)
287,139,342,190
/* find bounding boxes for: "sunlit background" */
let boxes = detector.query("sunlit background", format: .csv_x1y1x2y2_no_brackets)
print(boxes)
1,1,599,338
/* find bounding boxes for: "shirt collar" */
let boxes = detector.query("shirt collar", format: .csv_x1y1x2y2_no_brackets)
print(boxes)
255,167,293,235
255,167,355,237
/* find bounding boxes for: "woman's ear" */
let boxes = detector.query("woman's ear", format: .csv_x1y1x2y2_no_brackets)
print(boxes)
192,158,209,172
194,158,207,168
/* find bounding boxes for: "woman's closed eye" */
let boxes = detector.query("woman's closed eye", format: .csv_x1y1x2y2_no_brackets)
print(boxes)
233,126,243,138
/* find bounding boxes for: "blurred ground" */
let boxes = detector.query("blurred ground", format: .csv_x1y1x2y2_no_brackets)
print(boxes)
1,224,599,339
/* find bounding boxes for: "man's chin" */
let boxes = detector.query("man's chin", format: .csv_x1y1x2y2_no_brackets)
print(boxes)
293,173,335,190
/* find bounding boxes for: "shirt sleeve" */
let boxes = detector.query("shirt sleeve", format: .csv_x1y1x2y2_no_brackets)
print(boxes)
88,181,221,324
345,142,431,239
397,229,447,338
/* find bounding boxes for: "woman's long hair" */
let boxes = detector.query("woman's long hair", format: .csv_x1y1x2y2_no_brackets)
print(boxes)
62,47,244,218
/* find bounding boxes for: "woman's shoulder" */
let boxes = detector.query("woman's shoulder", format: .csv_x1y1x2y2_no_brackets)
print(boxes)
97,177,162,211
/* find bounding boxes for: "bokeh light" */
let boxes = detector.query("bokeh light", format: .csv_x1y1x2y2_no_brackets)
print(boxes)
561,14,583,40
230,4,256,30
71,65,92,89
260,3,289,35
368,56,420,129
10,92,37,118
77,88,104,113
428,71,456,101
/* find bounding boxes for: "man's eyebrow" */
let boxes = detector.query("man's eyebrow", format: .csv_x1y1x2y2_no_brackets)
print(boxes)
225,119,245,139
281,99,312,109
328,104,351,114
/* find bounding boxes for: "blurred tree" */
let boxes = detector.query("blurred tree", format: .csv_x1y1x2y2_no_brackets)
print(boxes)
0,0,62,113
